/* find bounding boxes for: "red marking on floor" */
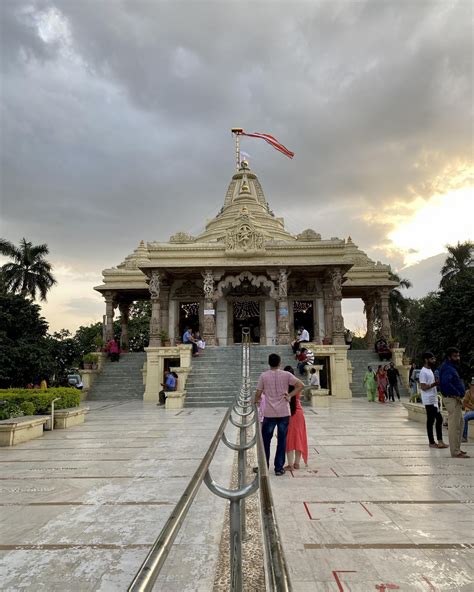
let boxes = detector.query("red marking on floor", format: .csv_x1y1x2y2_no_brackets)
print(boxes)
421,575,438,591
330,467,340,477
375,585,400,591
303,501,313,520
360,502,373,517
332,570,357,591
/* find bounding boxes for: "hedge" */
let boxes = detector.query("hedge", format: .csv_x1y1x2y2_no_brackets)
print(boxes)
0,388,81,420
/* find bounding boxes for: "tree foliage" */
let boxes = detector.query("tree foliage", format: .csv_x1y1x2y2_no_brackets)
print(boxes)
0,294,52,387
440,240,473,288
0,238,57,301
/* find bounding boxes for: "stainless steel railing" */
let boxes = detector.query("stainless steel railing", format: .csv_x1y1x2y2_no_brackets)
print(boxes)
128,328,291,592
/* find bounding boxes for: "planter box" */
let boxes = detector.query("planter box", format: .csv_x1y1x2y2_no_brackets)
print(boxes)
403,402,448,423
403,402,474,441
0,416,49,447
53,407,89,429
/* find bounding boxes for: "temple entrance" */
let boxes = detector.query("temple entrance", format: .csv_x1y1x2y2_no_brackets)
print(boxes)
293,300,314,340
179,301,200,337
233,301,261,343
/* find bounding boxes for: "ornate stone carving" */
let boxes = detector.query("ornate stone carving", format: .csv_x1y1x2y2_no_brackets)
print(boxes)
149,271,160,298
296,229,321,241
174,280,203,298
278,269,288,300
215,271,277,300
169,232,195,243
203,270,215,300
330,269,343,299
225,210,266,256
333,314,345,333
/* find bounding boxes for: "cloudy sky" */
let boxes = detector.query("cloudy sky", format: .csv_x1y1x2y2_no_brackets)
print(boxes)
1,0,473,333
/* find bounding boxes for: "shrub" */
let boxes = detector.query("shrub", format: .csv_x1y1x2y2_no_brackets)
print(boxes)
82,353,98,364
0,388,80,417
20,401,35,416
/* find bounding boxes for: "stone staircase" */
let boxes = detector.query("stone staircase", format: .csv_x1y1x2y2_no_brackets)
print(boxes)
348,349,408,398
86,353,145,400
184,345,299,408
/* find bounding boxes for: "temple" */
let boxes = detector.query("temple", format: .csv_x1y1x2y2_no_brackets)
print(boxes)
95,160,397,400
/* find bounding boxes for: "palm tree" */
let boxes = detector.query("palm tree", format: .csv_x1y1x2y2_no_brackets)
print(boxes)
0,238,57,301
440,241,473,288
388,271,412,326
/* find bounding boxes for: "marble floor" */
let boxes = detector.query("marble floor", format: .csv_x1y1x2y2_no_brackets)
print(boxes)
0,399,472,591
271,399,474,592
0,402,236,591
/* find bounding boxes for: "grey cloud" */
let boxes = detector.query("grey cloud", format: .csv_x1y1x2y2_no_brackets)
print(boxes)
1,0,472,274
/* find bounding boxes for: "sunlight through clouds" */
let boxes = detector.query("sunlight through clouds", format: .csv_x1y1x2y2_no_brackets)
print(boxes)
387,186,473,266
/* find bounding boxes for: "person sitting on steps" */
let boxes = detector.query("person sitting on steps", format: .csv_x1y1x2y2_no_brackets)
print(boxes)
158,370,177,406
183,327,199,356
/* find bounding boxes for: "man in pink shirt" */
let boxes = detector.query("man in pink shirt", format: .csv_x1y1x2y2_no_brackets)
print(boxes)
255,353,304,475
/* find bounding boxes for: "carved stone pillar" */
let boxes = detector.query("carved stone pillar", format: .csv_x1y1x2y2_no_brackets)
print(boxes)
363,295,375,349
160,281,170,342
201,270,216,345
276,269,290,344
148,271,161,346
118,300,131,350
104,291,116,342
322,283,333,344
330,269,345,345
379,287,392,340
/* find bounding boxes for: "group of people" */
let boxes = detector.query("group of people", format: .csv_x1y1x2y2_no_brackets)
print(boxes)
255,353,309,475
364,362,401,403
420,348,472,458
182,327,205,356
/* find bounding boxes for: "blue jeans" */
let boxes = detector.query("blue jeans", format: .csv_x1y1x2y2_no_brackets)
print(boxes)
261,416,290,473
463,410,474,439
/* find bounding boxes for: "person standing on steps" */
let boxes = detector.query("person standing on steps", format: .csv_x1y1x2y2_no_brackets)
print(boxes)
419,352,448,450
254,353,304,476
439,347,470,458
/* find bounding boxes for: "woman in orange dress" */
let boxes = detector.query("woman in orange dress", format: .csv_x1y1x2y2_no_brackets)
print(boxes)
284,366,309,470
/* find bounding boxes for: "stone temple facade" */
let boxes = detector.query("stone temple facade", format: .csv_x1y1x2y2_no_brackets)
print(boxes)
95,161,397,400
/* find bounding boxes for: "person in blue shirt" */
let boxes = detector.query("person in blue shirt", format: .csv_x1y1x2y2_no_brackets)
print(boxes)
438,347,469,458
158,370,177,406
183,327,199,356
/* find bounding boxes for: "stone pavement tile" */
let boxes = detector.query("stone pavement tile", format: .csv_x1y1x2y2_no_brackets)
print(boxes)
0,549,103,591
365,549,474,591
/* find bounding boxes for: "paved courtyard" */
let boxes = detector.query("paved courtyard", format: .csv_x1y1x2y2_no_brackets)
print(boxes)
0,399,472,591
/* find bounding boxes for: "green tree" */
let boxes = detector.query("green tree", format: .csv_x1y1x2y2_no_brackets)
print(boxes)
74,322,103,358
440,240,473,288
0,238,57,301
127,300,150,351
417,270,474,378
0,293,54,387
388,271,412,327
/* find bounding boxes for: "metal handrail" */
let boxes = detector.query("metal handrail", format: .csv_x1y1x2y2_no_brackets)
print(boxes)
128,327,292,592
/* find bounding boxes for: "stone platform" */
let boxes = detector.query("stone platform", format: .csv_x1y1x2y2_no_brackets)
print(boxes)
272,399,473,591
0,399,472,591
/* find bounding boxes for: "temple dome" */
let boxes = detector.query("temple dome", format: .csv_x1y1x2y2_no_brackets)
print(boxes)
195,162,296,243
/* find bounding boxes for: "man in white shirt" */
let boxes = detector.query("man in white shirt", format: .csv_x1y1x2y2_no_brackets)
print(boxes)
419,352,448,449
292,326,310,353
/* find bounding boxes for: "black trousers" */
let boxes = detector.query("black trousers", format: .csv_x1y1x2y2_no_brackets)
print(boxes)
425,404,443,444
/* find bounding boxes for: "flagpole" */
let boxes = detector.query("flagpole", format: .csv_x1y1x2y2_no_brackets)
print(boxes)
231,128,243,171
